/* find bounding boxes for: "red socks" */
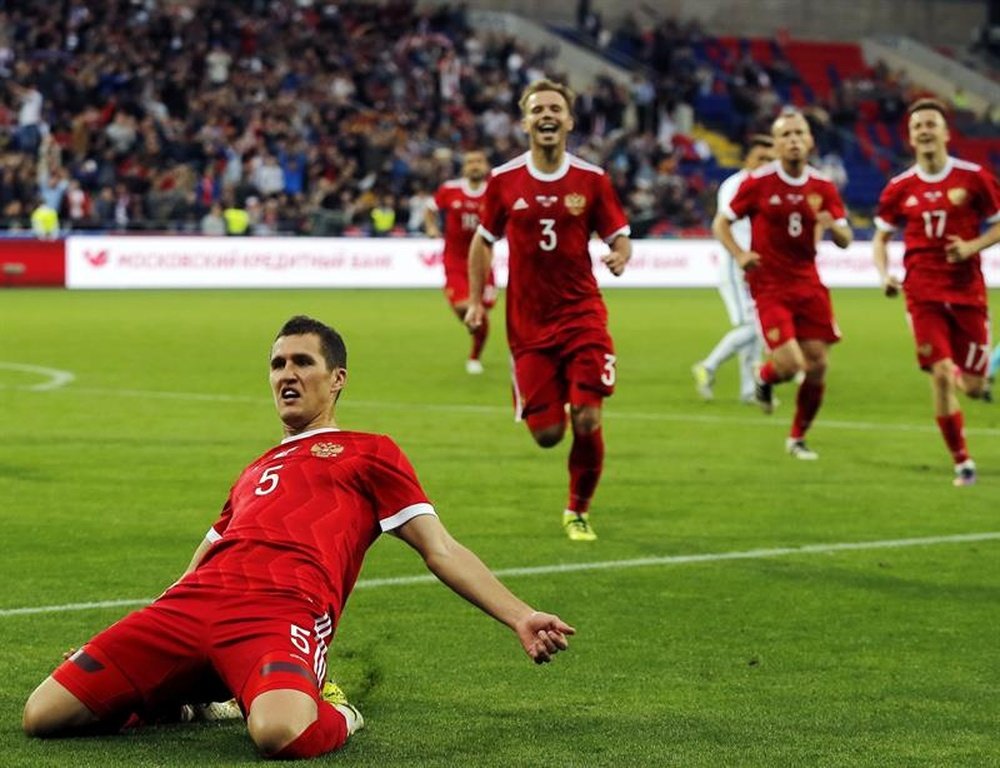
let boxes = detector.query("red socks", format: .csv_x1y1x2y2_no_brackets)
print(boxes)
471,313,488,361
790,381,825,440
568,428,604,514
758,361,782,384
935,412,969,464
273,702,348,760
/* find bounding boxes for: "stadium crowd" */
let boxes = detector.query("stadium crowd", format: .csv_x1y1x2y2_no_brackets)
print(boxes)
0,0,720,237
2,2,997,238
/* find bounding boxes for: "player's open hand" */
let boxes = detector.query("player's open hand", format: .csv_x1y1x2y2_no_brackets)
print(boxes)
945,235,973,263
601,251,627,276
463,302,485,331
737,250,761,271
882,274,901,298
516,611,575,664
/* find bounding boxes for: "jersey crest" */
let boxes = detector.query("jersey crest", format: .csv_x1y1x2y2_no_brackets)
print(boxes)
311,442,344,458
564,193,586,216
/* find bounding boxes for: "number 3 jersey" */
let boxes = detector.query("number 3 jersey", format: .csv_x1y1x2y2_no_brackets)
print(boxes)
477,152,630,354
875,157,1000,307
724,161,847,294
183,427,434,626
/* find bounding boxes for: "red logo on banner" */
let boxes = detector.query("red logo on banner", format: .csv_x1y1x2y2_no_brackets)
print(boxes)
84,249,109,267
418,250,443,267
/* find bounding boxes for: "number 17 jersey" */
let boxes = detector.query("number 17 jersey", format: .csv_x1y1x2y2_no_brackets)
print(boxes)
477,152,630,354
875,157,1000,307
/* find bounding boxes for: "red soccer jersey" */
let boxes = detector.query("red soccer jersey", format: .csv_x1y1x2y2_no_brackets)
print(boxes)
183,428,434,627
477,152,630,353
724,161,847,294
875,157,1000,307
431,178,485,269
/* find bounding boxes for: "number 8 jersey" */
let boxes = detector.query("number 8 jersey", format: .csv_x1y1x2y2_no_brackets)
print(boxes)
875,157,1000,307
477,152,630,354
724,160,847,294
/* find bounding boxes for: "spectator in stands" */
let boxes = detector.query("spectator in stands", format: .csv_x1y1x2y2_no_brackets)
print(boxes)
201,201,226,236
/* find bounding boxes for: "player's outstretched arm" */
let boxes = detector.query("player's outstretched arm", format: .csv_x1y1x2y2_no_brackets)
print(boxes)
394,514,575,663
872,228,900,297
601,234,631,276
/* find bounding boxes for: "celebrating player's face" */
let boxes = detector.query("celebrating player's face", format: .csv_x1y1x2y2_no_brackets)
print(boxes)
772,114,813,164
270,333,346,432
522,90,573,150
908,109,949,156
462,152,489,183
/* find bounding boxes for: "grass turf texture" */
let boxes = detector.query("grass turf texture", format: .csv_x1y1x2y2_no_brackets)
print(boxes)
1,287,998,767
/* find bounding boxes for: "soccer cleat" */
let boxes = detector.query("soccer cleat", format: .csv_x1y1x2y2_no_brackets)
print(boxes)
194,699,243,721
753,368,774,415
952,459,977,487
983,377,994,403
785,438,819,460
322,680,364,735
562,510,597,542
465,359,484,375
691,362,714,401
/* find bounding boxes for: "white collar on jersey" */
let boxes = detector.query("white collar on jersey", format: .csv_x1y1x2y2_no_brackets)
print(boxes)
526,151,571,182
460,178,486,197
281,426,342,444
914,156,955,184
775,161,809,187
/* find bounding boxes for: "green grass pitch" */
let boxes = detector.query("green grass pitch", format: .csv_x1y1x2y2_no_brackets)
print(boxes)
1,287,998,767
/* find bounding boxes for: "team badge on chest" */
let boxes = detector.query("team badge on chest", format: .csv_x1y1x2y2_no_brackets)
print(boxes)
947,188,967,206
564,193,586,216
807,193,823,211
311,442,345,458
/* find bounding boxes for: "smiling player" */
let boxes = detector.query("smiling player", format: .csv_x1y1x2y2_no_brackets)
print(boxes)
873,98,1000,486
465,79,631,542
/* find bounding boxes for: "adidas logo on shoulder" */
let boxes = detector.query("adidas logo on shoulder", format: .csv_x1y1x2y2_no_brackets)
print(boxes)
513,198,529,210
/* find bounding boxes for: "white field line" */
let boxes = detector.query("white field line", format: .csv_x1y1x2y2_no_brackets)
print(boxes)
2,531,997,619
6,383,1000,436
0,362,75,391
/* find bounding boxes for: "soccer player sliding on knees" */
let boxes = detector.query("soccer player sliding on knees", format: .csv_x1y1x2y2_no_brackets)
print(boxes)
23,315,574,760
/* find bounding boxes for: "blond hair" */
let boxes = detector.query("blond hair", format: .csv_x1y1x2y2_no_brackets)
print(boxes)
518,79,576,117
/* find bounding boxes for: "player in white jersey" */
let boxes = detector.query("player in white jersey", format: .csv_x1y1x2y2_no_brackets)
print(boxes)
692,135,775,402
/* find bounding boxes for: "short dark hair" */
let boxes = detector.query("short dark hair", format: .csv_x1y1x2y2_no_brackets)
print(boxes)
908,97,949,120
275,315,347,371
747,133,774,151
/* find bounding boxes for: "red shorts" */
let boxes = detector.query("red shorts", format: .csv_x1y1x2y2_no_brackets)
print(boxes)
444,261,497,308
905,298,992,374
52,584,331,720
512,324,616,431
754,283,841,350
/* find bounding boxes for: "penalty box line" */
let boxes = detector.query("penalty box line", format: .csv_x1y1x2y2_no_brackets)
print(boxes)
2,531,998,619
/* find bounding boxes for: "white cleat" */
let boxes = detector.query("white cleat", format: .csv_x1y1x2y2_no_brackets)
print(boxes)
786,438,819,460
465,359,484,375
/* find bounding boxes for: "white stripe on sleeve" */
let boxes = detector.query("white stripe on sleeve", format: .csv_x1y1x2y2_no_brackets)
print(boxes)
380,502,438,532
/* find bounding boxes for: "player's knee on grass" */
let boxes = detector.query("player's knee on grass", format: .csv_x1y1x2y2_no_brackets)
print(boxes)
247,690,318,756
23,677,99,737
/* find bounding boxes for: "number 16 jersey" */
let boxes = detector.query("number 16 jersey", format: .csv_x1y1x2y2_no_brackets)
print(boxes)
477,152,630,354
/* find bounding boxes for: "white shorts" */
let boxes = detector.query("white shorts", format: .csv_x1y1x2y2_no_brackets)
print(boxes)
718,258,756,327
